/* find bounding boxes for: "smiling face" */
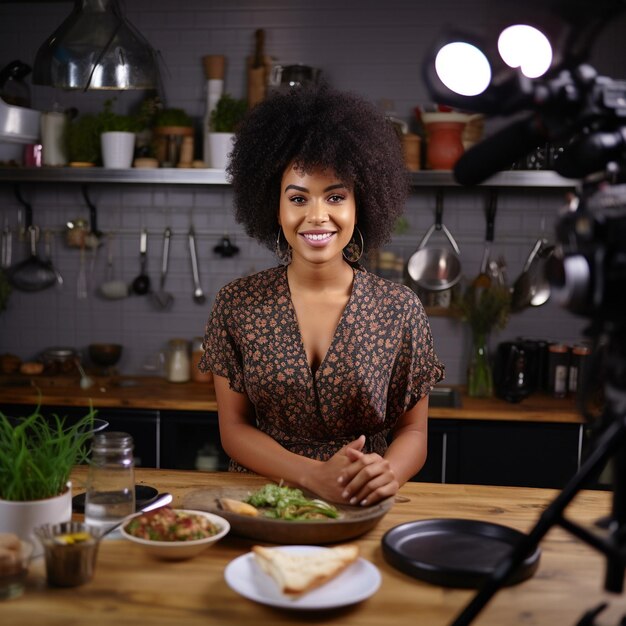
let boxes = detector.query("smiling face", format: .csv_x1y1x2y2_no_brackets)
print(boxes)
278,164,356,266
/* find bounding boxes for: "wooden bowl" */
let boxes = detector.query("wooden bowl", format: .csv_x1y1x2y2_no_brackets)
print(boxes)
88,343,123,368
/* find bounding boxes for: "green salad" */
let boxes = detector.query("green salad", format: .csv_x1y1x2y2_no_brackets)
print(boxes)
245,483,339,521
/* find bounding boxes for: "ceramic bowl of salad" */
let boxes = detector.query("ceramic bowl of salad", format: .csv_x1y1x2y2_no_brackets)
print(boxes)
120,506,230,560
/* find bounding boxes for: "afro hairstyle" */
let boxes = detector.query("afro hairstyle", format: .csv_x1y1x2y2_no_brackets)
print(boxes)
226,83,409,254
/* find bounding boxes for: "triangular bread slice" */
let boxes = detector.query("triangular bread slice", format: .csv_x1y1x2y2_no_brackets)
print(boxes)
252,544,359,597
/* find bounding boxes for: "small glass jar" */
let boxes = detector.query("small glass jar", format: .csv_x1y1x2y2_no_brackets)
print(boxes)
190,336,213,383
548,343,570,398
166,338,191,383
569,344,591,396
84,432,135,532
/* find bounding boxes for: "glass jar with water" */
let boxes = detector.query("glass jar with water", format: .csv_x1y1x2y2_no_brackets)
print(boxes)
84,432,135,531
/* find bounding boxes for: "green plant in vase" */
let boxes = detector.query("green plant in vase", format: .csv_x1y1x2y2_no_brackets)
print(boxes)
0,406,97,501
452,283,511,397
66,113,101,166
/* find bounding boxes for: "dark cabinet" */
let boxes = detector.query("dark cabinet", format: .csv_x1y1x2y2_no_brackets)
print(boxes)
1,403,159,468
160,410,229,471
454,420,581,489
417,417,586,489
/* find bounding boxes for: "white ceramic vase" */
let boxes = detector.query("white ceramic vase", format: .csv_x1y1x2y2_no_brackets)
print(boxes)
208,131,235,170
0,482,72,556
101,131,136,169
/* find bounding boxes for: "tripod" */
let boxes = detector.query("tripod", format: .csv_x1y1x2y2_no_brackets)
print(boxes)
452,328,626,625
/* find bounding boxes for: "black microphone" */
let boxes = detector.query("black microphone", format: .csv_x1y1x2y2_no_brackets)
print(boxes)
454,114,548,185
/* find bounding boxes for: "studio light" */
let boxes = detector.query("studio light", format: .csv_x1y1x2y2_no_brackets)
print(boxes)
434,42,492,96
497,25,553,79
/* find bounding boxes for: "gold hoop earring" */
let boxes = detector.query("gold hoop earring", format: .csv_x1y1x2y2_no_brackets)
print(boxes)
343,226,364,263
275,228,292,265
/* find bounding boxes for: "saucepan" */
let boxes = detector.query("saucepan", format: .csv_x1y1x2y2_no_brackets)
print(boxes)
407,190,461,291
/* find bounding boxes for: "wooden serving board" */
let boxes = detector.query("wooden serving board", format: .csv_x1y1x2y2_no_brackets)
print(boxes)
183,484,394,545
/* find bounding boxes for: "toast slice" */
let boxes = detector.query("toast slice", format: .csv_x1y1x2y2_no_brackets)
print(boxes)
219,497,259,517
252,544,359,597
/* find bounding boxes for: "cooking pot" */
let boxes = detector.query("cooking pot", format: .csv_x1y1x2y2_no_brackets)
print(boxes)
269,64,321,87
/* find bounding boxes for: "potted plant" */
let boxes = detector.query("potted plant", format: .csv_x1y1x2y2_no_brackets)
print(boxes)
0,406,97,551
207,93,247,169
152,107,194,167
66,113,100,166
97,99,140,169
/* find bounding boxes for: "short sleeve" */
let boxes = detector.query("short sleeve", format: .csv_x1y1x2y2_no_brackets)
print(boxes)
403,294,445,410
198,286,245,393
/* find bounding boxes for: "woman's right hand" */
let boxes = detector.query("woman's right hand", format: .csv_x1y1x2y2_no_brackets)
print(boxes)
302,435,366,503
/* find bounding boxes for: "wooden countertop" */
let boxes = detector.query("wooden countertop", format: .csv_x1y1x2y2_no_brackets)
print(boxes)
4,467,620,626
0,375,582,424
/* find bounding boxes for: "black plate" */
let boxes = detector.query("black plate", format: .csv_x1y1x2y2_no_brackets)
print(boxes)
72,485,159,514
382,518,541,589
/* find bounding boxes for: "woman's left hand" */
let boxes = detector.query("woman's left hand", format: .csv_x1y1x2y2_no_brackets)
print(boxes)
338,447,399,506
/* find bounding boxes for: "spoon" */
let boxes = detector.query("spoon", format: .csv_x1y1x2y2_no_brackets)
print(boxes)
99,492,173,539
131,228,151,295
74,359,95,389
188,226,206,304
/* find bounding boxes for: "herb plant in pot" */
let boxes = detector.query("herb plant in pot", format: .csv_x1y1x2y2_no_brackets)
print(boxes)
153,107,194,167
97,99,140,169
0,407,98,553
66,113,100,167
208,93,247,169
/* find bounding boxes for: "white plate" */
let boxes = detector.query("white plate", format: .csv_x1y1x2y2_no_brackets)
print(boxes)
224,545,381,610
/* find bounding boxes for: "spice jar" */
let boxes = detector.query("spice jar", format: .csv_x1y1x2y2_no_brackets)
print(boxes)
569,344,591,396
548,343,570,398
166,338,191,383
191,336,213,383
84,432,135,532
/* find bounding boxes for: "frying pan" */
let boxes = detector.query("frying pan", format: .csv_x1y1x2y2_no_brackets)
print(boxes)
407,189,461,292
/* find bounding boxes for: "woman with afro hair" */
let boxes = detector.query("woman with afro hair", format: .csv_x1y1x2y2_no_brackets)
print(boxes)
200,84,444,506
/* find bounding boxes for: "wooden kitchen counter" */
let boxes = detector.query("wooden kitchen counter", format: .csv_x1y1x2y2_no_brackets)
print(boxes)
1,374,582,424
4,467,621,626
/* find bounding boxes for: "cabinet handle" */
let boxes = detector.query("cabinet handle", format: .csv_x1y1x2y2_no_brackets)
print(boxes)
441,432,448,484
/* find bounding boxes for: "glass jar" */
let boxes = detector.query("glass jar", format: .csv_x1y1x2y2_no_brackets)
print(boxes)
467,330,494,398
569,344,591,396
190,336,213,383
84,432,135,531
548,343,570,398
166,338,190,383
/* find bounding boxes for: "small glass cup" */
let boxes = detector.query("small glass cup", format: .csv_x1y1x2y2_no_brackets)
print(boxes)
35,522,101,587
0,539,33,600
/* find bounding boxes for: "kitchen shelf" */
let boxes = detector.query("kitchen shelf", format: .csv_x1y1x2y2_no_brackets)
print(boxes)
0,167,577,188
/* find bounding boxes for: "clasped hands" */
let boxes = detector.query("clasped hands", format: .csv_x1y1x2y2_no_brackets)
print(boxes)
307,435,399,507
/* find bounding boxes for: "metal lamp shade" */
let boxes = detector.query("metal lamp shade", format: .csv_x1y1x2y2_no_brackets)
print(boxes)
33,0,157,90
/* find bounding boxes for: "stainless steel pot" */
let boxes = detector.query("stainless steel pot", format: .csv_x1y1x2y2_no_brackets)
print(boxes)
407,190,461,291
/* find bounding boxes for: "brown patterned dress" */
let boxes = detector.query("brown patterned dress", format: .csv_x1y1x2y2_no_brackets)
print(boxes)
199,264,444,471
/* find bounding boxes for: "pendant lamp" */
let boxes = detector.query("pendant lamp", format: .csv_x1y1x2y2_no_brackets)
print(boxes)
33,0,158,91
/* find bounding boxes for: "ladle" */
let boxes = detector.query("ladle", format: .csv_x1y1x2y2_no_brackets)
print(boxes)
150,227,174,310
131,227,151,295
7,187,57,292
98,492,173,540
188,226,206,304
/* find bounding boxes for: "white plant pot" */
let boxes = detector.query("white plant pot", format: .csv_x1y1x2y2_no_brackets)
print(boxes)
101,131,136,169
208,132,235,170
0,482,72,556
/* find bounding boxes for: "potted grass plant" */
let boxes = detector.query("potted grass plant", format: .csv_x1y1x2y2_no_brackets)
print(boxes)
0,406,98,550
207,93,247,169
97,99,140,168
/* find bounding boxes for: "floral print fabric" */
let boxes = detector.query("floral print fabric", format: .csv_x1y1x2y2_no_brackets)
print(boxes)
200,265,444,471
